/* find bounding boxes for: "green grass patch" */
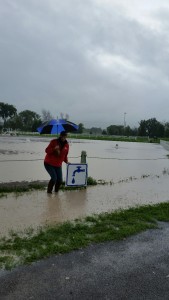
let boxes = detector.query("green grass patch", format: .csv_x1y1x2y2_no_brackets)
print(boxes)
0,177,97,194
0,201,169,270
0,183,46,194
17,133,160,143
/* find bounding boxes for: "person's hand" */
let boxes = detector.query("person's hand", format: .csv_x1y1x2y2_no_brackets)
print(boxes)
54,146,60,156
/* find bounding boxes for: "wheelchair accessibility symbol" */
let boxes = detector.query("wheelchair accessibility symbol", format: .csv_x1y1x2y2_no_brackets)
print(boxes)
66,164,88,187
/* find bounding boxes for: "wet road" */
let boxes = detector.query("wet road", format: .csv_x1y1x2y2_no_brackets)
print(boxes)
0,222,169,299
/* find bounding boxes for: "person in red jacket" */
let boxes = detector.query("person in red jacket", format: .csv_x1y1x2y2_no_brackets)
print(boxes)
44,131,69,193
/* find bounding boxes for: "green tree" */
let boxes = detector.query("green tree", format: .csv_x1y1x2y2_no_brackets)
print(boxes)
138,120,147,136
102,129,107,135
146,118,164,138
77,123,84,134
138,118,164,138
164,122,169,137
130,127,138,136
18,110,41,131
0,102,17,123
107,125,124,135
5,115,23,130
124,125,132,136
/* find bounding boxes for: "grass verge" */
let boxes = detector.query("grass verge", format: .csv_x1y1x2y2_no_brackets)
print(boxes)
0,177,97,194
18,133,160,143
0,182,46,194
0,201,169,270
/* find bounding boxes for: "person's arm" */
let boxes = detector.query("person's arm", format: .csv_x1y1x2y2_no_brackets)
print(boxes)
64,144,69,163
45,140,59,155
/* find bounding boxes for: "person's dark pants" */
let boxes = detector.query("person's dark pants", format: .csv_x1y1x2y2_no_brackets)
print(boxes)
44,163,63,193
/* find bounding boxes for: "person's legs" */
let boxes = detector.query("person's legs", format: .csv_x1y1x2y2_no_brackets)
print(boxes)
44,163,57,193
54,166,63,192
47,179,55,193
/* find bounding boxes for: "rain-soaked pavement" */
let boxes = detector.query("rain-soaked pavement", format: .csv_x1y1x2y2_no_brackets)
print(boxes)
1,222,169,299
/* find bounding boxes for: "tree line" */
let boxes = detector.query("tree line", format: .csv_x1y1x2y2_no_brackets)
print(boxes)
0,101,169,137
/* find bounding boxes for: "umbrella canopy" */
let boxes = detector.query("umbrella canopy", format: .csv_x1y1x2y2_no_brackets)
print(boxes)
37,119,79,135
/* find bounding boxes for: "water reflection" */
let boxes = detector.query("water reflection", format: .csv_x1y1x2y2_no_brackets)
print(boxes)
43,189,87,224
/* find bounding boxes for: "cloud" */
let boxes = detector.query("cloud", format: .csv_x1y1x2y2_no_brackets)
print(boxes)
0,0,169,128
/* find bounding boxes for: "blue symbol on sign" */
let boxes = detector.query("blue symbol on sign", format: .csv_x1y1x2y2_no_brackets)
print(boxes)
72,166,85,184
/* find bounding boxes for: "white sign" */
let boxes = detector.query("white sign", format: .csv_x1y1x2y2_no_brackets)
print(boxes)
66,163,88,187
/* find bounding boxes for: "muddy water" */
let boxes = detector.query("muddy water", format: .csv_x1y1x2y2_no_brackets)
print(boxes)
0,136,169,236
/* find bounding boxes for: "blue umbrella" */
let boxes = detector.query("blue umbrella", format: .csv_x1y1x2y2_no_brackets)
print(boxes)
37,119,79,135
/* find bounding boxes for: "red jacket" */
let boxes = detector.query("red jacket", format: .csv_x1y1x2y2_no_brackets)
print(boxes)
44,138,69,167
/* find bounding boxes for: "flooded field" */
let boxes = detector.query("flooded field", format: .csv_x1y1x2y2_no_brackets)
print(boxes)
0,135,169,236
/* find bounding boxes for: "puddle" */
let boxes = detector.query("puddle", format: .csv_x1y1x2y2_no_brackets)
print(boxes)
0,174,169,237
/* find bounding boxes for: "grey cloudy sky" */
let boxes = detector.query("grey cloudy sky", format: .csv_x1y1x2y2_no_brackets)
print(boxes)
1,0,169,128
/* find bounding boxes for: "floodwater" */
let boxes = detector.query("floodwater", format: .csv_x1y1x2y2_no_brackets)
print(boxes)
0,135,169,236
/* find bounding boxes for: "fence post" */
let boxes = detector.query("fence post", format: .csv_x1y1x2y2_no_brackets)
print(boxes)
81,151,87,163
